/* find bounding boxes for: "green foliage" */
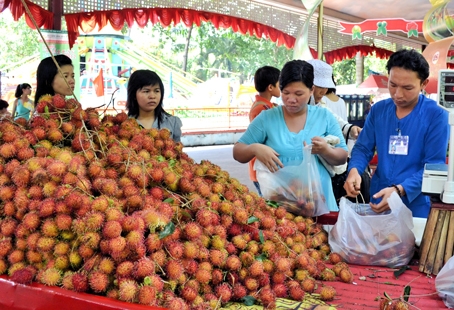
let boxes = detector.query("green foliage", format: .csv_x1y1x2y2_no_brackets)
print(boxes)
331,52,388,85
131,22,293,83
0,13,40,69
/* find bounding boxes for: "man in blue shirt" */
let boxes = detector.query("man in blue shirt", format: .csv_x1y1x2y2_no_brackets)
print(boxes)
344,49,449,218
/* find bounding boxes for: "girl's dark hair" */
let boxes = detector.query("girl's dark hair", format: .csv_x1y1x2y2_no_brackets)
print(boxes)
15,83,31,98
279,60,314,91
126,69,169,128
35,54,73,105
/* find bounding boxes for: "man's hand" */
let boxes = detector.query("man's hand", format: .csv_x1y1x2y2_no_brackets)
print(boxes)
369,187,397,213
343,168,362,197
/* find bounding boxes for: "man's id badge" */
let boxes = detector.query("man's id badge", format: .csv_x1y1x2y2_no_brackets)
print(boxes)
389,135,409,155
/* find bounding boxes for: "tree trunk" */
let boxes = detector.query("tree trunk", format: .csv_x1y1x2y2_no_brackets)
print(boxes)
182,24,193,76
355,52,364,85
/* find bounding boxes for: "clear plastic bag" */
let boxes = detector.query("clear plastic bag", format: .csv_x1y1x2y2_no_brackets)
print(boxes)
435,255,454,308
255,145,328,217
328,193,415,268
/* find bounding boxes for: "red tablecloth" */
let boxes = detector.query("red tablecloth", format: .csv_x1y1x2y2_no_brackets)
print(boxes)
0,265,445,310
329,265,444,309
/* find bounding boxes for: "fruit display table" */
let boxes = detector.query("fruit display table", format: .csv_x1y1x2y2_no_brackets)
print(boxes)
0,265,444,310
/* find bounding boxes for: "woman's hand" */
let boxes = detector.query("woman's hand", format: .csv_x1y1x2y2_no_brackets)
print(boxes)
309,137,330,155
254,144,284,173
343,168,362,197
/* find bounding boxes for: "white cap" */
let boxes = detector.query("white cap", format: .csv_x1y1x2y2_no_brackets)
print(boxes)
306,59,335,88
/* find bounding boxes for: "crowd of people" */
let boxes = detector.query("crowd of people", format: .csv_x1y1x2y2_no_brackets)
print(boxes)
1,49,449,219
236,49,449,219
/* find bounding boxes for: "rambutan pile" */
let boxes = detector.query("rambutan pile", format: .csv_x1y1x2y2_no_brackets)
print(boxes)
0,96,353,309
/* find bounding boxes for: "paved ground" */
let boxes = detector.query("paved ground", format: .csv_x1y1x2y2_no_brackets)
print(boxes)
183,144,257,193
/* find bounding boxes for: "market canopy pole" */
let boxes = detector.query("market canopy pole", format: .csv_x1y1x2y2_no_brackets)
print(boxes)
317,2,324,60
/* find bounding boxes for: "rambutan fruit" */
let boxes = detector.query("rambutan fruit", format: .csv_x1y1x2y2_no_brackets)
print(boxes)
225,255,242,271
183,222,202,240
98,257,115,275
319,285,336,301
166,259,184,280
68,252,83,269
11,266,36,284
301,278,316,293
84,211,105,232
71,272,89,292
137,285,157,305
210,249,228,267
0,143,17,159
41,218,59,237
16,147,35,161
215,283,233,304
39,267,62,286
22,212,41,231
47,128,64,143
274,257,292,273
0,185,15,201
26,250,43,264
166,241,184,259
133,258,155,280
78,244,95,259
118,279,139,302
339,267,354,283
1,217,18,237
109,236,127,254
7,249,25,264
182,241,199,259
42,181,58,198
88,270,109,293
116,260,134,278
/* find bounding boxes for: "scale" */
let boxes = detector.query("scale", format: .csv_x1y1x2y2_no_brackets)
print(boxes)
421,69,454,203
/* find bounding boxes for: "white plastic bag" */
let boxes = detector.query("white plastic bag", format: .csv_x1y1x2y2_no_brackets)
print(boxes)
329,193,415,268
436,255,454,308
255,145,329,217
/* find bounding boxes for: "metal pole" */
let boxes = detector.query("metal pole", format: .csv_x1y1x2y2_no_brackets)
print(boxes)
317,3,324,60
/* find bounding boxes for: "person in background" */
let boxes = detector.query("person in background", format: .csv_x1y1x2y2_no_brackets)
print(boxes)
248,66,281,196
11,83,33,120
126,69,183,142
0,99,12,119
35,54,75,104
344,49,449,218
323,76,348,122
307,59,361,140
233,60,348,211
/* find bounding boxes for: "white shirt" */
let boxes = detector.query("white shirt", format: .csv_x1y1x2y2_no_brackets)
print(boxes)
322,95,348,122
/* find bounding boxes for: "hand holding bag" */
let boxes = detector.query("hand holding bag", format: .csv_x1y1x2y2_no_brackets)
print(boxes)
328,193,415,268
255,145,329,217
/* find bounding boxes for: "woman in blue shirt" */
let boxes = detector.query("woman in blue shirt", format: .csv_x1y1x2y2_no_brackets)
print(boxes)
233,60,348,211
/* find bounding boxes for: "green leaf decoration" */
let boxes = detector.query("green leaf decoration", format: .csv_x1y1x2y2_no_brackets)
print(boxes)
403,285,411,302
241,296,256,306
255,253,267,261
247,216,259,224
157,155,165,162
259,230,265,244
384,291,392,300
393,265,411,278
44,105,50,119
143,276,151,286
164,197,174,203
158,222,175,239
265,200,279,208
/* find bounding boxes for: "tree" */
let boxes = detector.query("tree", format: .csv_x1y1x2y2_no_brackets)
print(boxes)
0,12,40,70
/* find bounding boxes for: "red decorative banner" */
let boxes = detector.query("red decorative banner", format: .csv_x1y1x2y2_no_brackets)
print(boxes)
339,18,423,39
